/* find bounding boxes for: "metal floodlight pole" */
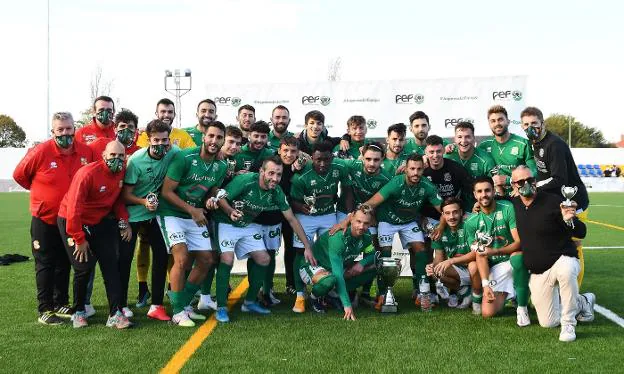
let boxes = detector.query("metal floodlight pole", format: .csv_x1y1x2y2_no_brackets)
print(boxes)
164,69,192,128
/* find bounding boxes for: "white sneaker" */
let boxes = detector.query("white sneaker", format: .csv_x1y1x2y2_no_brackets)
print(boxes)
84,304,96,318
184,306,207,321
197,295,217,311
448,294,458,308
172,310,195,327
472,302,482,315
435,280,450,300
458,295,472,309
559,324,576,342
516,306,531,327
121,307,134,318
577,293,595,322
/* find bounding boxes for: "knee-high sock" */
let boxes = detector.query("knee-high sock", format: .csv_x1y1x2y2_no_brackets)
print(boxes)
294,253,305,293
510,254,529,307
246,261,268,302
182,281,200,307
263,250,276,294
216,263,233,308
136,239,151,283
169,291,185,314
577,245,585,287
201,265,216,296
412,251,427,290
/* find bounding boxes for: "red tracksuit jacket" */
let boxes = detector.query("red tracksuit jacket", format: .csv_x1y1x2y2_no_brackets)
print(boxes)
75,119,115,145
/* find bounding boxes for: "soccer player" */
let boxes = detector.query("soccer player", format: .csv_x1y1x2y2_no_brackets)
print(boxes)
88,109,141,157
183,99,219,146
75,95,116,144
233,121,275,172
13,112,95,325
510,166,594,342
426,198,476,308
135,98,196,149
158,121,228,327
519,106,589,286
360,153,442,303
57,140,132,329
121,120,179,321
212,156,315,322
237,104,256,143
290,140,350,313
296,110,342,155
267,105,294,151
463,176,530,327
381,123,412,175
403,111,449,156
477,105,537,197
334,115,369,159
298,208,377,320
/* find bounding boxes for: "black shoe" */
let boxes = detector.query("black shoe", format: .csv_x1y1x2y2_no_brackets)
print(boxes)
38,311,64,325
312,297,327,313
285,285,296,295
53,305,73,319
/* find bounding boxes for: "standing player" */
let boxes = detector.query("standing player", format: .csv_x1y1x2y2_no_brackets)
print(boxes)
478,105,536,197
296,111,342,155
233,121,275,172
381,123,412,176
212,156,315,322
237,104,256,143
13,112,95,325
75,96,116,144
403,111,449,156
464,176,530,326
520,106,589,286
136,98,196,149
334,115,369,159
267,105,294,151
183,99,219,147
158,122,228,327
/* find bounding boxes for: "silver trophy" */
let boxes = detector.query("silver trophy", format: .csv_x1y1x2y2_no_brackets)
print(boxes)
146,192,159,208
303,193,318,214
233,200,245,212
211,189,228,203
423,220,438,237
491,166,504,197
227,159,237,175
296,154,307,169
561,186,578,207
358,203,372,214
243,160,252,170
376,257,402,313
474,231,494,253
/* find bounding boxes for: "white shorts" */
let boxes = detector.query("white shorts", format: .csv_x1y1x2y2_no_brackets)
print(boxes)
337,211,378,235
490,260,515,299
452,265,471,286
217,222,265,260
157,216,212,253
262,224,282,252
293,213,337,248
377,221,424,248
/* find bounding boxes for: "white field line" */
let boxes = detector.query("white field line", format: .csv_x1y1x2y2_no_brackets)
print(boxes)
595,304,624,328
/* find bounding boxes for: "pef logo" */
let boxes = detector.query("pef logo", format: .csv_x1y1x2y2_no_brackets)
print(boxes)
444,117,474,128
492,90,523,101
395,93,424,104
214,96,242,107
301,96,331,106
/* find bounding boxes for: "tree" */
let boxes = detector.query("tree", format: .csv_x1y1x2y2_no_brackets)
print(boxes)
76,65,115,127
544,114,613,148
0,115,27,147
327,57,342,81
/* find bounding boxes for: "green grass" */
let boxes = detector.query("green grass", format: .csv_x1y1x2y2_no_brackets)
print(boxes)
0,192,623,373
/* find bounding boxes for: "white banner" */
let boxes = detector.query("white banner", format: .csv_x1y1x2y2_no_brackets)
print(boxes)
205,75,528,138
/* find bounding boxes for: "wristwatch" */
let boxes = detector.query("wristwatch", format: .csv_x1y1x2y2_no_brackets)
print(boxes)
481,279,497,288
118,219,129,230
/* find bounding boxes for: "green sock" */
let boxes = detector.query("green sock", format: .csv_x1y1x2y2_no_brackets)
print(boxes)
510,254,530,307
263,250,276,294
246,261,268,303
182,281,200,306
216,262,233,307
294,253,305,293
411,251,427,290
472,293,483,304
170,291,186,314
201,265,216,295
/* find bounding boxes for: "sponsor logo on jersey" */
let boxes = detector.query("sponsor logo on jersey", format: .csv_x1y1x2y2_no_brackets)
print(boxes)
496,211,503,220
310,180,316,186
192,159,198,166
444,172,452,182
471,163,478,171
511,147,519,155
332,170,339,178
49,161,57,169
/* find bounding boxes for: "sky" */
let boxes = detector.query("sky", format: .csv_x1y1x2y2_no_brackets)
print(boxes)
1,0,623,143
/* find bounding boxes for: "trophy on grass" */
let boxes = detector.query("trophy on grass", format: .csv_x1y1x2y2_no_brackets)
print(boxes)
303,192,318,214
561,186,578,227
474,231,494,254
376,256,403,313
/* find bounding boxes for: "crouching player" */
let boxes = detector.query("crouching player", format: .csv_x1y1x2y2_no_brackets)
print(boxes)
426,197,476,309
299,208,377,320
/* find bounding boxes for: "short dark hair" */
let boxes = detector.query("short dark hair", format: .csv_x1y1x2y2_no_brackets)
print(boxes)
487,105,508,119
406,153,424,164
93,95,115,111
145,119,171,137
197,99,216,111
156,98,175,109
441,197,463,211
250,120,270,134
206,120,226,134
263,155,283,168
280,135,299,149
305,110,325,124
114,109,138,126
409,111,429,125
238,104,255,115
362,142,385,158
346,115,366,129
312,140,334,154
425,135,444,147
455,121,474,134
387,123,407,137
473,175,494,191
520,106,544,122
272,105,290,116
225,125,243,139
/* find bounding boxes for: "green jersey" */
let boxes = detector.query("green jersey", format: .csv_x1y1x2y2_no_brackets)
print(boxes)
431,222,470,267
445,147,496,208
158,147,228,219
332,139,370,160
267,130,294,151
337,160,392,214
212,172,290,227
404,137,449,156
376,175,442,225
124,146,180,222
310,227,375,307
233,144,275,172
477,134,537,196
381,149,415,176
290,159,349,216
463,200,517,266
182,126,204,147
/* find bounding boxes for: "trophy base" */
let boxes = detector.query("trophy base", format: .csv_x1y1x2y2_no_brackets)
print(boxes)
380,304,398,313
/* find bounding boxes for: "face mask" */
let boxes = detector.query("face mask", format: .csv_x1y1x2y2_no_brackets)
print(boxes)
96,110,112,125
105,157,124,173
116,128,135,145
518,182,536,197
150,144,167,158
54,134,74,149
525,126,542,141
